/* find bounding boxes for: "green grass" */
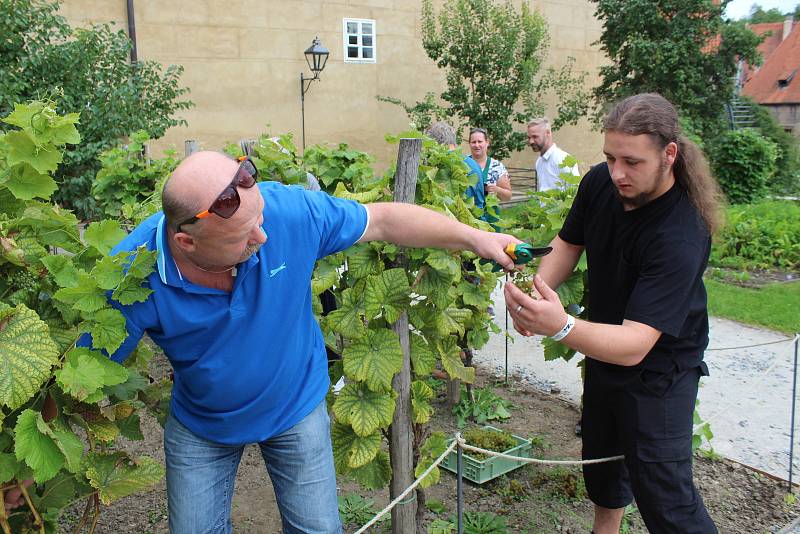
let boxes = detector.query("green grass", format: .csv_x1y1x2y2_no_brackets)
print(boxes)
705,278,800,334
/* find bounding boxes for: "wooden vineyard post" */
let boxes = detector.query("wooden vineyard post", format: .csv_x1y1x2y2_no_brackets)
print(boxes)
184,139,198,157
390,138,422,533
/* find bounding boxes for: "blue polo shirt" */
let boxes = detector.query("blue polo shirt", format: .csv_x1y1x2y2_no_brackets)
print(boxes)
102,182,368,445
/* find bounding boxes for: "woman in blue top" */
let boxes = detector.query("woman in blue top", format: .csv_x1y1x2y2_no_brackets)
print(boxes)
464,127,512,223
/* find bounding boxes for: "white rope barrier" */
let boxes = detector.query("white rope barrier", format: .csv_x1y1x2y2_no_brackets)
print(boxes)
454,434,624,466
351,432,624,533
352,438,458,534
706,333,799,352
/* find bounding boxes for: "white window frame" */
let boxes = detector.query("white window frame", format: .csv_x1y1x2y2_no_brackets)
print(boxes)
343,18,377,64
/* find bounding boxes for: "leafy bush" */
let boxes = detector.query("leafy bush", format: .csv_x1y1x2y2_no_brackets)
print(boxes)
0,101,169,531
453,387,512,428
710,128,777,204
748,99,800,197
0,0,191,219
711,200,800,270
91,130,179,222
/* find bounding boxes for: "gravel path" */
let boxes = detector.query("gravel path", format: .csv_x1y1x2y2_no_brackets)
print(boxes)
478,285,800,481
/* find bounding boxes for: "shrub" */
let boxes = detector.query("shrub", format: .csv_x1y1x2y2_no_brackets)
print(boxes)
711,200,800,270
0,0,191,220
748,99,800,197
710,128,777,204
91,130,179,221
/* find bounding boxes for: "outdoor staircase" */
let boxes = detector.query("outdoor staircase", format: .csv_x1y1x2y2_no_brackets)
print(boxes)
726,95,757,129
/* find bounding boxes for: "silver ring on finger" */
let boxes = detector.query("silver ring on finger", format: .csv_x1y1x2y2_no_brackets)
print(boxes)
515,304,523,313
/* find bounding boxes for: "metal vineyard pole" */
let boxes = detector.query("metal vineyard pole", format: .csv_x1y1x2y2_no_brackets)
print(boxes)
389,138,422,533
790,334,799,493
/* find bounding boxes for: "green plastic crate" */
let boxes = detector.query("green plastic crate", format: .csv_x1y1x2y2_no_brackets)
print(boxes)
441,426,532,484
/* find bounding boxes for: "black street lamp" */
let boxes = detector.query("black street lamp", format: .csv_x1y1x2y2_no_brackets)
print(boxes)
300,36,329,151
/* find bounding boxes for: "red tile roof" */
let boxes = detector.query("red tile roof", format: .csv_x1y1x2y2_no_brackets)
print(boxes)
740,22,789,82
742,23,800,104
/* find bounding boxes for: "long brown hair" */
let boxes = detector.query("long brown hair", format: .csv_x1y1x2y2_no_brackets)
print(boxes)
603,93,724,233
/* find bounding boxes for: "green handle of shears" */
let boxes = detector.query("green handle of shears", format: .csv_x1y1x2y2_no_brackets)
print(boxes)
481,243,553,272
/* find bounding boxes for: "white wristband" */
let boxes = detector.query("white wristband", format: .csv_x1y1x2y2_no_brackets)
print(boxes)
550,314,575,342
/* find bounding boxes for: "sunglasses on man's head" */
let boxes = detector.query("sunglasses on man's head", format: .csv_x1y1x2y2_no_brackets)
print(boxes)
177,156,258,233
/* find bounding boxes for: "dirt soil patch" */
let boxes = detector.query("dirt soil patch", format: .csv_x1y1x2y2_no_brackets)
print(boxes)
69,364,799,533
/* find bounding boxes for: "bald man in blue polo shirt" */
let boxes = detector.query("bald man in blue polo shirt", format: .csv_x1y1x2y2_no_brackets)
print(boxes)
98,151,519,533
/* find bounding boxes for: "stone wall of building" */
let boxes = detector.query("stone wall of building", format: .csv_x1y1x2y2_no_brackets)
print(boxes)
58,0,607,174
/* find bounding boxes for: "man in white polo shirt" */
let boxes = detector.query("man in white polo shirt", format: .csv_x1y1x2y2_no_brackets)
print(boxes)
527,117,580,191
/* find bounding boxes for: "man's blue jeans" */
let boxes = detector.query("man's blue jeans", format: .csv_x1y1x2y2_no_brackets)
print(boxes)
163,400,342,533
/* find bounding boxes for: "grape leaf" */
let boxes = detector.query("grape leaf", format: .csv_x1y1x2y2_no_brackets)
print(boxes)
0,305,59,410
411,380,434,424
14,410,63,483
333,383,395,437
55,347,129,402
438,337,475,383
89,307,128,355
53,273,107,313
91,256,124,290
0,452,21,484
40,255,79,288
112,276,153,305
85,452,164,505
346,244,382,279
35,419,83,474
343,328,403,393
5,162,57,200
410,333,436,376
83,220,125,255
323,288,366,339
348,449,391,490
425,249,461,278
4,131,62,173
434,306,472,337
311,260,339,295
363,268,410,323
331,422,381,470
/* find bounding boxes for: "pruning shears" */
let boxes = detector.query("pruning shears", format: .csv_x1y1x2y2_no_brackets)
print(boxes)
482,243,553,272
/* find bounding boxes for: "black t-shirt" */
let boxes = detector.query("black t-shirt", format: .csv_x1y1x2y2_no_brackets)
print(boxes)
559,163,711,372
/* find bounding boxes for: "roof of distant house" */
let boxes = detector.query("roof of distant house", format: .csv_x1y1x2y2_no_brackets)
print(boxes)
742,22,800,105
739,22,792,86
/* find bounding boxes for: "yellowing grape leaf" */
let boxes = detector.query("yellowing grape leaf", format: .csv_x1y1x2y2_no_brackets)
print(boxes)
349,450,391,490
0,305,59,409
331,422,381,470
363,268,410,323
323,288,366,339
85,452,164,505
411,380,434,424
343,328,403,393
438,337,475,383
332,383,395,437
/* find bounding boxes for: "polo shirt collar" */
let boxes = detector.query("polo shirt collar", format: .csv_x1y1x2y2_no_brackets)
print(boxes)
155,215,182,286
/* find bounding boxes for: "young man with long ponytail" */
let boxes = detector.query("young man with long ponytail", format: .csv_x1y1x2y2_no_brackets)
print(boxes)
505,93,723,533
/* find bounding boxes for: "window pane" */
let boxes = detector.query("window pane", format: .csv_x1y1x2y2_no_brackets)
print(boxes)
347,21,358,33
362,47,373,59
347,46,359,58
362,35,372,46
362,23,373,35
349,35,358,45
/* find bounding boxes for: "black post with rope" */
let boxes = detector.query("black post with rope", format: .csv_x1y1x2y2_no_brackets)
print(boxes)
457,446,464,534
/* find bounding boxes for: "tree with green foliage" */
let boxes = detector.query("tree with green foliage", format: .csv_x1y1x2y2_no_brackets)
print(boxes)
591,0,762,133
746,98,800,196
744,4,791,23
381,0,589,160
0,0,192,220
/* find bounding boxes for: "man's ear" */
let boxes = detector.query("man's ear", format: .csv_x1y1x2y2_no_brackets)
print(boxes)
664,141,678,166
172,230,197,253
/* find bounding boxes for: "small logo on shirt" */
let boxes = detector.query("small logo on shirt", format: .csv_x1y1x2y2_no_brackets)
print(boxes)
269,262,287,278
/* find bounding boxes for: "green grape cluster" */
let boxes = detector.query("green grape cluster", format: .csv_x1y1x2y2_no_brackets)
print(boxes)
6,269,40,306
510,268,535,296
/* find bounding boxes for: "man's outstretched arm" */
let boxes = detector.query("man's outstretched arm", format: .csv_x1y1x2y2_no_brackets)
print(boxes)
360,203,521,271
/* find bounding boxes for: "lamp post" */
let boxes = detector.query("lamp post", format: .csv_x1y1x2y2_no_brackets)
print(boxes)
300,36,329,151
